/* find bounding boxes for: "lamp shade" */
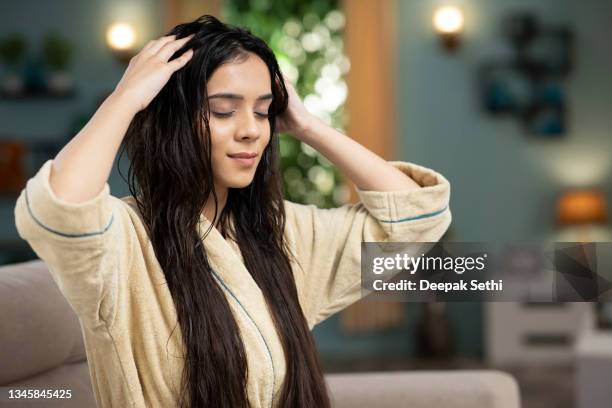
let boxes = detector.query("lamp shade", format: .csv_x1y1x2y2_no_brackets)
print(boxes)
432,5,464,51
556,189,608,225
106,22,138,64
106,23,136,51
433,6,464,34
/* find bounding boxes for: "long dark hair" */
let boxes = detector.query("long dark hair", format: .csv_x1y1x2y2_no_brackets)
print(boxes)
120,15,330,408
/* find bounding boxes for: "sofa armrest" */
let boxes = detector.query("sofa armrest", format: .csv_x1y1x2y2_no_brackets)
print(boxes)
0,260,87,385
2,362,96,408
325,370,520,408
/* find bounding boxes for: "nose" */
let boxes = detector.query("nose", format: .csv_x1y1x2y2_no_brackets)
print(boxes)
235,110,260,141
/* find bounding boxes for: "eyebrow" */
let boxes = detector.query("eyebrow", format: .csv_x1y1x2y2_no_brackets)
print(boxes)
208,92,273,101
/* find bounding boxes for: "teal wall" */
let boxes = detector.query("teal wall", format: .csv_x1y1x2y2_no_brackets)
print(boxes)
0,0,163,242
314,0,612,361
0,0,164,139
396,0,612,242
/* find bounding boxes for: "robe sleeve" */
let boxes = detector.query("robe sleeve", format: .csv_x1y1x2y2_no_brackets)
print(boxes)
284,161,452,329
13,159,135,330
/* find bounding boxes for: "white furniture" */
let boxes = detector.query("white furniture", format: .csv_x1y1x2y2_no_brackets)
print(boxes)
486,302,595,364
576,330,612,408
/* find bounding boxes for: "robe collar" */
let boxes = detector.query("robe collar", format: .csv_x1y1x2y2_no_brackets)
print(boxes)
197,215,278,338
197,215,284,402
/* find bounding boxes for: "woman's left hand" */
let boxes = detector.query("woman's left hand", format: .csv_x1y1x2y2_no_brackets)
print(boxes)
275,77,317,140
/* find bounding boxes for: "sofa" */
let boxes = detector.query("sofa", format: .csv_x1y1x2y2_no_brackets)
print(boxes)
0,260,521,408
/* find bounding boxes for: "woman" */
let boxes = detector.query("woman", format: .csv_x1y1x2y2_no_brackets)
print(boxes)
14,15,451,408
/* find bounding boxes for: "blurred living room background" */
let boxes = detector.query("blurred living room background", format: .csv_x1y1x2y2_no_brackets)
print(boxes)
1,1,611,407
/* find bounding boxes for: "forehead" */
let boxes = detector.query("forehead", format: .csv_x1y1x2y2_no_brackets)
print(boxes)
207,52,272,97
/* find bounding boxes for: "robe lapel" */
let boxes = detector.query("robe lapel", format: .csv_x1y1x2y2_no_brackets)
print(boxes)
197,216,285,402
197,217,263,302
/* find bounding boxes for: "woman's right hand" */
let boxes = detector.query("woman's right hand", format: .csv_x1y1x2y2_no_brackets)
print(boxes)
112,34,195,113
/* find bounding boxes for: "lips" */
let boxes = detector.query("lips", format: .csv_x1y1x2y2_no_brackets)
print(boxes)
228,152,258,167
228,152,257,159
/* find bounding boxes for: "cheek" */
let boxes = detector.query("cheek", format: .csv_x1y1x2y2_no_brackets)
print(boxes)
208,123,231,155
262,121,271,142
208,119,233,142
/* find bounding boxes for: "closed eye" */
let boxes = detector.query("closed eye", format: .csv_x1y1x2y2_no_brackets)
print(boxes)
211,111,235,118
212,111,269,119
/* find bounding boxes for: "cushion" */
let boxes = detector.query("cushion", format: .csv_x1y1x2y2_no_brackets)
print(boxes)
0,260,86,384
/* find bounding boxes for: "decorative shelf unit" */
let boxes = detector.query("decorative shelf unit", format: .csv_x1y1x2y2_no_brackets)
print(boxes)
486,301,596,364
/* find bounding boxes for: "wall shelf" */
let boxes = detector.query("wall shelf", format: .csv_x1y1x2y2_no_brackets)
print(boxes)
0,87,76,100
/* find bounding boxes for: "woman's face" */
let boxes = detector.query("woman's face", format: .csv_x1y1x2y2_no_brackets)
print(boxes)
205,52,273,190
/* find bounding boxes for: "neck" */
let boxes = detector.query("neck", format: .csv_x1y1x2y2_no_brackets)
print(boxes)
202,186,228,227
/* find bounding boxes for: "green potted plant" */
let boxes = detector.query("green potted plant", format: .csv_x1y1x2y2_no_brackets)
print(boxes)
225,2,347,208
42,32,74,95
0,33,27,95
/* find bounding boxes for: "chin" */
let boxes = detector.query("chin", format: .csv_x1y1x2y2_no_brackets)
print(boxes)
225,177,255,189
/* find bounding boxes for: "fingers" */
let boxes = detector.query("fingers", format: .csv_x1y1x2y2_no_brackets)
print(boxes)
157,34,195,62
133,34,194,72
142,34,176,54
280,72,289,83
167,48,194,71
280,72,296,90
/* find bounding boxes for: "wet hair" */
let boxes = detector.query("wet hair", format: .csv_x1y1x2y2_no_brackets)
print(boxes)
121,14,330,408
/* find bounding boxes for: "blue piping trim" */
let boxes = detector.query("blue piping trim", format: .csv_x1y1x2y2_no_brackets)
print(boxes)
210,270,276,408
25,186,114,238
379,205,448,223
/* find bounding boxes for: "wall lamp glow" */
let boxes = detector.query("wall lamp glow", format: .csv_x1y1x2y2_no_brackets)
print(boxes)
433,5,465,51
556,190,608,226
556,189,608,242
106,22,137,64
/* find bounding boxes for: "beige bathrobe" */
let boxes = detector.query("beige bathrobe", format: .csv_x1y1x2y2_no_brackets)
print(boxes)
14,159,451,408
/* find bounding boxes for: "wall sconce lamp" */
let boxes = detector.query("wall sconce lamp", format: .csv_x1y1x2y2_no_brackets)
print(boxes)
557,190,608,225
106,22,137,64
433,5,465,51
556,189,608,242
